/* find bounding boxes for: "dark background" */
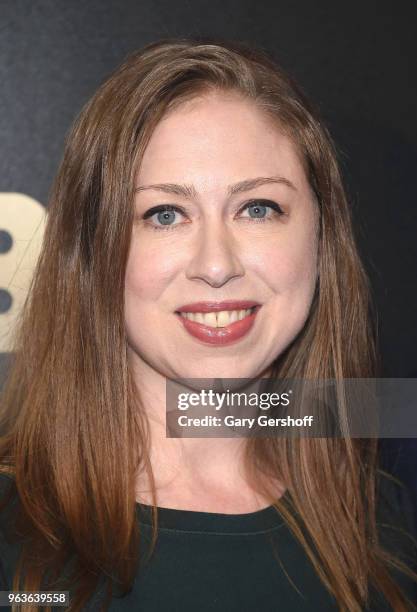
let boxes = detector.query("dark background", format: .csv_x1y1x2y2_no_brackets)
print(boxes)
1,1,416,497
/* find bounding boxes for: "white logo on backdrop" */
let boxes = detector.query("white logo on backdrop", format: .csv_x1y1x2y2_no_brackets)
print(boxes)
0,193,46,352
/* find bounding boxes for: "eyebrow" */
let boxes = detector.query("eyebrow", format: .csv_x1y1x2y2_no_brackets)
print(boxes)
134,176,297,199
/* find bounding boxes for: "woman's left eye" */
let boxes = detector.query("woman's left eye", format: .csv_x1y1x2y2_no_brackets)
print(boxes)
238,199,285,221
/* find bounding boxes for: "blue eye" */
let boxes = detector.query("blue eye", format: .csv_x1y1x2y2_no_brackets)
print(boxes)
143,205,184,228
248,203,267,218
240,200,284,220
155,208,177,225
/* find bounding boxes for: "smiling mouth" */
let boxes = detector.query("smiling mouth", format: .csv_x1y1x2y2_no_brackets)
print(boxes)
175,306,259,328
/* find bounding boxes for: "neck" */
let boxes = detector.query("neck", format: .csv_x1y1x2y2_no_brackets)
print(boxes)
128,353,284,512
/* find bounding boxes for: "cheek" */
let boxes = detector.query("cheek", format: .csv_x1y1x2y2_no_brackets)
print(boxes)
124,239,178,303
250,228,318,294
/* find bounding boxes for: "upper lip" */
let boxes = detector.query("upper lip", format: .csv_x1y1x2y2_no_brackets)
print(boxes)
175,300,261,313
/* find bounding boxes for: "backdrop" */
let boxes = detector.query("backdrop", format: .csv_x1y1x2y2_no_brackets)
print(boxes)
1,0,416,498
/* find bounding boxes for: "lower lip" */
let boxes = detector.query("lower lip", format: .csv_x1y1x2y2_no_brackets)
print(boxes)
175,307,261,346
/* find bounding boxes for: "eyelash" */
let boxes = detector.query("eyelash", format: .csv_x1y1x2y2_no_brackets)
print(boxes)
141,199,286,231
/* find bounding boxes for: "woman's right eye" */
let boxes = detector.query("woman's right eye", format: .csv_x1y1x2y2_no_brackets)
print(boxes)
142,205,186,230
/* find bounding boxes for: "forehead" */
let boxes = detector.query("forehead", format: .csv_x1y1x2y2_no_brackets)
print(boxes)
136,91,309,193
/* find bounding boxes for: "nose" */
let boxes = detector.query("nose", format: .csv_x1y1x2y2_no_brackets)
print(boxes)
185,218,244,288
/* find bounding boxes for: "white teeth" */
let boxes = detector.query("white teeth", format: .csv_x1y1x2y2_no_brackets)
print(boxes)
216,311,230,327
202,312,217,327
229,310,238,323
180,308,254,328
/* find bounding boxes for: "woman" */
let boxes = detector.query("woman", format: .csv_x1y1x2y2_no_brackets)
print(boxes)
0,38,416,611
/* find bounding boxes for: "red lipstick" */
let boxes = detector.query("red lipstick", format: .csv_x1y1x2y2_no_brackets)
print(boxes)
175,300,261,346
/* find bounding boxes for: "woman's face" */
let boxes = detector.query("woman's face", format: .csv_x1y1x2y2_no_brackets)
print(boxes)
125,90,319,380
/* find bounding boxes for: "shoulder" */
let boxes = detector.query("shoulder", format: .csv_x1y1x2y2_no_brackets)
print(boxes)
0,469,18,524
0,470,23,590
373,468,417,607
376,468,417,545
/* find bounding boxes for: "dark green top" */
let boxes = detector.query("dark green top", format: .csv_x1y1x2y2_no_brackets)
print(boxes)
0,472,416,611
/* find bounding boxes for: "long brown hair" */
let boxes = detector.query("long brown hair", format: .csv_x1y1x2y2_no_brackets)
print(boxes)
1,38,416,611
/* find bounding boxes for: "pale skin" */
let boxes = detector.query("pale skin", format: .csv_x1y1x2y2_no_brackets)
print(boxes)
125,90,319,513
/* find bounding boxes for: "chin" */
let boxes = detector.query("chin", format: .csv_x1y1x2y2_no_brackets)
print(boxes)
173,363,262,384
